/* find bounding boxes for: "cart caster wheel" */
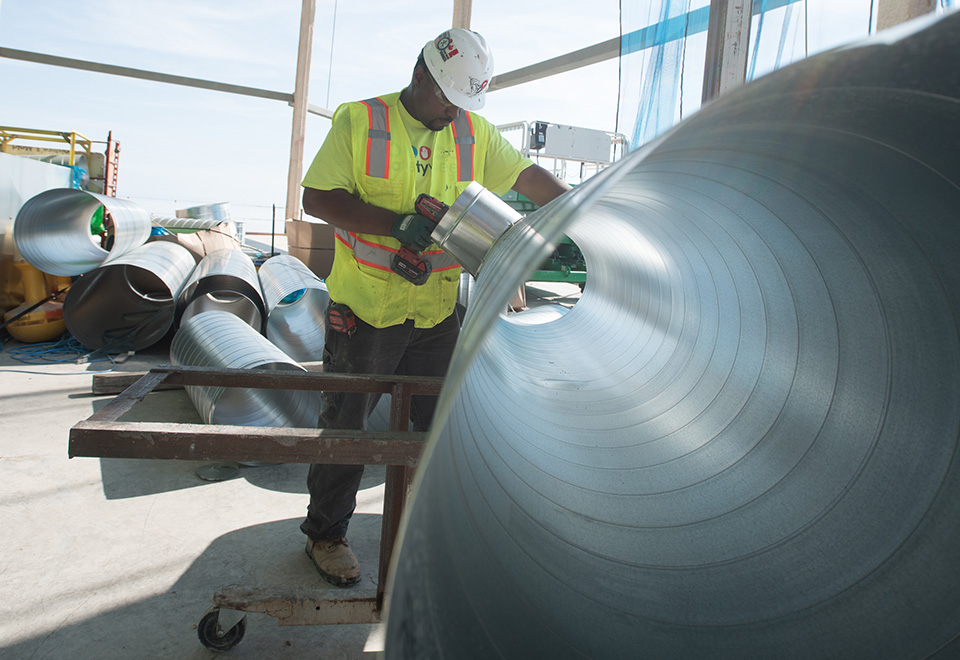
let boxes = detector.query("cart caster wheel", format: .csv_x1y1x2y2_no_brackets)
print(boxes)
198,607,247,652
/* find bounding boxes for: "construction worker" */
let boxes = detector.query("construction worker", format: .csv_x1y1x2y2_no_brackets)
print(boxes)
300,27,570,586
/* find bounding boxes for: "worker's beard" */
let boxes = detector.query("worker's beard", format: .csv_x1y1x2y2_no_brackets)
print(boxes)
425,117,453,131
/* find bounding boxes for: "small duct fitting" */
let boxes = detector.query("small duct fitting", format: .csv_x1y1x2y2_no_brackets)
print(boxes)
170,310,321,428
432,181,523,276
387,14,960,660
177,248,266,332
13,188,151,276
63,241,197,351
258,254,330,363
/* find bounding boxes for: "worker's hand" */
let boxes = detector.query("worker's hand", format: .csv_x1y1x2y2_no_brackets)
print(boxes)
391,213,435,252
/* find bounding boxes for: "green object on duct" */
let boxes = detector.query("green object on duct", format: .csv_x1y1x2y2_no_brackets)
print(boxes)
89,205,105,235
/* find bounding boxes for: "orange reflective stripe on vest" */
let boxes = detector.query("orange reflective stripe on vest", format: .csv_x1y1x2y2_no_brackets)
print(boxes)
334,227,461,272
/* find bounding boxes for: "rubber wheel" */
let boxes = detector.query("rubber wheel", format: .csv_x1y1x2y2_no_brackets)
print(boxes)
197,608,247,652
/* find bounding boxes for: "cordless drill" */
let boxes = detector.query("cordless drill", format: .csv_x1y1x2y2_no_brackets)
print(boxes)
391,194,450,285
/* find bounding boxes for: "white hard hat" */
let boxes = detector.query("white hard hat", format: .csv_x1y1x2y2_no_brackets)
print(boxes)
422,28,493,111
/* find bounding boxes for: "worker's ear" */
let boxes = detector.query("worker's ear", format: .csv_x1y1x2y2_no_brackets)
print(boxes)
413,64,429,89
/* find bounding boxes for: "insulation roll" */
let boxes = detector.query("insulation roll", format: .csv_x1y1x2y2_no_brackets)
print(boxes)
177,248,266,332
62,240,196,351
257,254,330,363
12,188,152,276
386,13,960,660
170,310,321,428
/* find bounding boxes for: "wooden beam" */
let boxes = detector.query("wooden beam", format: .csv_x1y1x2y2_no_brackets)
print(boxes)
452,0,473,29
876,0,936,30
702,0,754,104
286,0,317,222
489,38,619,92
0,47,292,103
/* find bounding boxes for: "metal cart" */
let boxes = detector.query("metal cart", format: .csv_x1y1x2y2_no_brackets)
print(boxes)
69,364,442,651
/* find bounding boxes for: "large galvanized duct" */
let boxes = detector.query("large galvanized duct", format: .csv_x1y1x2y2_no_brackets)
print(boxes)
386,13,960,660
170,310,321,428
177,248,266,332
13,188,151,276
257,254,330,363
62,241,196,351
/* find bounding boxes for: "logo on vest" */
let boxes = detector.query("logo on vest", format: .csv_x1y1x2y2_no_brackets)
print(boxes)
413,145,432,177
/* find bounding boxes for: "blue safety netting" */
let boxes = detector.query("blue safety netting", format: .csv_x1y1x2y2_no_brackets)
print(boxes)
616,0,955,151
618,0,710,150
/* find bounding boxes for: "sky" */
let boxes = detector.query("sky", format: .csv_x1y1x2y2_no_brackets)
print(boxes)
0,0,937,234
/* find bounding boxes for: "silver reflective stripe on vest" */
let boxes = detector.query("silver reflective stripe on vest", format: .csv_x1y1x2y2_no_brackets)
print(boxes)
364,98,474,182
336,227,460,272
363,97,390,179
452,113,474,181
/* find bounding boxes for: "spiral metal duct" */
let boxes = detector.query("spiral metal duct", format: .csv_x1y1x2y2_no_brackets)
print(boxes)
170,310,321,428
62,241,196,351
154,202,233,231
257,254,330,362
177,248,266,332
12,188,151,276
175,202,231,223
150,216,225,232
386,14,960,660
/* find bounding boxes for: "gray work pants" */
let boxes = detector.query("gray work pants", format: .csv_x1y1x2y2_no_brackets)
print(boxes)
300,309,460,541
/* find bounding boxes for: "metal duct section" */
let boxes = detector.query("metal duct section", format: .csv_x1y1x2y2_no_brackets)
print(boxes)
170,310,321,428
176,202,231,223
154,202,233,231
177,248,266,332
387,14,960,660
63,241,196,351
13,188,151,276
258,254,330,363
150,216,224,232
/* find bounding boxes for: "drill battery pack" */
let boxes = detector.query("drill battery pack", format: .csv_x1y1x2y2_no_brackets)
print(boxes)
328,302,357,336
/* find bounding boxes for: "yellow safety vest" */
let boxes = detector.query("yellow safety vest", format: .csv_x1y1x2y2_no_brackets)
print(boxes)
326,92,487,328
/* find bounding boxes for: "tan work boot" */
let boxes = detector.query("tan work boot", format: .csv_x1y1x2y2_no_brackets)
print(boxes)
305,537,361,587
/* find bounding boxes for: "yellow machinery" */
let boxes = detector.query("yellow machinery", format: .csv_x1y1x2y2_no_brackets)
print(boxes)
1,125,121,342
2,260,71,343
0,126,120,196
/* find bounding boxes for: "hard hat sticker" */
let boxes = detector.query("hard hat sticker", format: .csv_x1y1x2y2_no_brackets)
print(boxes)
435,32,459,62
469,77,488,97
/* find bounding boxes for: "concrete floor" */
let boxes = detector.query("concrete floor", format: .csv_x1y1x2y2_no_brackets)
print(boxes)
0,281,581,659
0,337,387,659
